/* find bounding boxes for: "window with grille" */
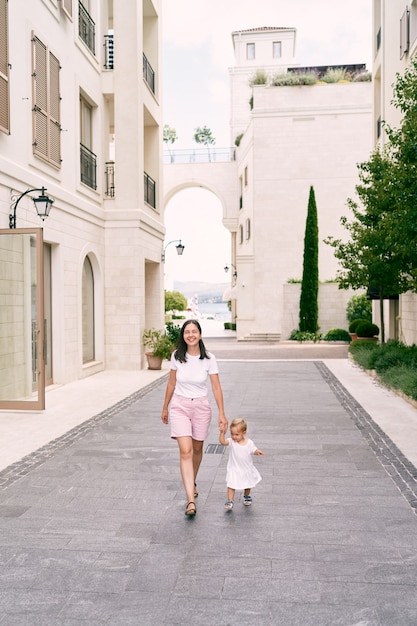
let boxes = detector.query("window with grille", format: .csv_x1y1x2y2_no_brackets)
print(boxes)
80,96,97,189
0,0,10,134
32,34,61,167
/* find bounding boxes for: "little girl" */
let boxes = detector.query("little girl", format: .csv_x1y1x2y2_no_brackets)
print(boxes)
219,418,264,510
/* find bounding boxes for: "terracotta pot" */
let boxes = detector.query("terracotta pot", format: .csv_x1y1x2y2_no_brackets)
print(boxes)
145,353,163,370
349,333,358,342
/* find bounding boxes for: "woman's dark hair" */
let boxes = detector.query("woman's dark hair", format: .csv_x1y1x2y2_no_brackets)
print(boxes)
174,319,210,363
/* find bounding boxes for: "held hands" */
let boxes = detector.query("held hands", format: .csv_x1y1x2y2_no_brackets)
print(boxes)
254,449,265,456
161,409,169,424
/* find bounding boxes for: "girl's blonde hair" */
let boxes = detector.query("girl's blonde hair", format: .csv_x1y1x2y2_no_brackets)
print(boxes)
230,418,247,433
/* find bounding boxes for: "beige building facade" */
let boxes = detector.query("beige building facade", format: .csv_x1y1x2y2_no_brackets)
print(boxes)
0,0,164,409
373,0,417,344
228,28,373,339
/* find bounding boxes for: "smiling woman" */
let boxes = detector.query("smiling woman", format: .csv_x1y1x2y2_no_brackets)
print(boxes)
160,319,228,517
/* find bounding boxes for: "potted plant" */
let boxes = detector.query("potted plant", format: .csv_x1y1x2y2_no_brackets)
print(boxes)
348,318,369,342
355,320,379,342
142,328,174,370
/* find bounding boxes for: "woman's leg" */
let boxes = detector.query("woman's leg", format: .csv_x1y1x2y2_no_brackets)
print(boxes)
192,439,204,481
176,436,195,504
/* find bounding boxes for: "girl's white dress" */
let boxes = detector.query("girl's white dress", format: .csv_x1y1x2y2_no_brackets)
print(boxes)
225,438,262,490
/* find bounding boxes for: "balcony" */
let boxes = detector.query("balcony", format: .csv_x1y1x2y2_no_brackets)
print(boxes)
144,172,156,208
80,143,97,190
143,53,155,94
105,161,115,197
79,1,95,55
104,34,114,69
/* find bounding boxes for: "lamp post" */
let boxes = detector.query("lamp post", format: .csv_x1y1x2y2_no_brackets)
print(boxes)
162,239,185,262
224,263,237,282
9,187,54,229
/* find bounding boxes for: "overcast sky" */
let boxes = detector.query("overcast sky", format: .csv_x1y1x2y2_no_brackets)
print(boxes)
162,1,373,286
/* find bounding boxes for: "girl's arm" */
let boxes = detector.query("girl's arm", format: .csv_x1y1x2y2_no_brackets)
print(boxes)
210,373,228,429
254,448,265,456
218,423,229,446
161,370,176,424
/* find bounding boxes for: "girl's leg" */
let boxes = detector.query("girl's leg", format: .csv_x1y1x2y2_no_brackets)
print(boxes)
227,487,235,501
244,488,251,497
176,436,195,505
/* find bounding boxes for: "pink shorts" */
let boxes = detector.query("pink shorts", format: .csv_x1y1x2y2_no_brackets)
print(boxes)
169,393,212,441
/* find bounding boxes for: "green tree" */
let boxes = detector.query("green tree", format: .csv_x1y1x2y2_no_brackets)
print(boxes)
193,125,215,161
164,290,187,313
163,124,177,162
383,56,417,285
299,186,319,332
325,148,411,343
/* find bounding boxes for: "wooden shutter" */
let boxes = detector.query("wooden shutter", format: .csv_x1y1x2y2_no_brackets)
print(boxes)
0,0,9,134
61,0,73,20
32,35,61,168
49,52,61,166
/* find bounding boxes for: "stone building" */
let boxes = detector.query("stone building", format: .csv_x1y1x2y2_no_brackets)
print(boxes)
0,0,164,409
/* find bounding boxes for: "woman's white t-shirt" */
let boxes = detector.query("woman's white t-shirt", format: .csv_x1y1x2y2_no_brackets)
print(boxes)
170,352,219,398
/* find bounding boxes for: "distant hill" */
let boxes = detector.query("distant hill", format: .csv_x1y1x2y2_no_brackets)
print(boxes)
173,281,230,302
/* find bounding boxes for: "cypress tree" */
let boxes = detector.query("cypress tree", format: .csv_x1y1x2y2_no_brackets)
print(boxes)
299,186,319,332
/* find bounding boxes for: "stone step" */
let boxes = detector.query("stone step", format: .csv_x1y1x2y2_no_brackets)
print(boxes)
238,333,281,342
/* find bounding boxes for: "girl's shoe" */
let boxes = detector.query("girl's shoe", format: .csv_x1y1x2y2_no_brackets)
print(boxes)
243,495,252,506
224,500,234,510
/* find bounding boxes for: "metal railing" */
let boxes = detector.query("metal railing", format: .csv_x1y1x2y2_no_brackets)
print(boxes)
79,1,95,54
105,161,115,197
163,147,236,164
80,143,97,190
143,53,155,93
104,34,114,69
144,171,156,208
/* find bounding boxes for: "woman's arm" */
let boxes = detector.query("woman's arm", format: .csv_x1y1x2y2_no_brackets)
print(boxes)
161,369,176,424
210,373,228,429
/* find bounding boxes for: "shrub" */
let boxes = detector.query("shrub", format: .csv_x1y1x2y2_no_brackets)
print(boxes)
224,322,236,330
289,329,322,342
348,318,369,333
355,321,379,337
234,133,243,147
346,294,372,323
322,68,349,83
271,72,316,86
165,321,181,346
380,366,417,401
323,328,351,342
353,72,372,82
249,69,268,86
348,340,379,368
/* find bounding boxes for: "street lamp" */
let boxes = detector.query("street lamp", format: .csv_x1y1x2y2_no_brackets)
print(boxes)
162,239,185,262
224,263,237,280
9,187,54,229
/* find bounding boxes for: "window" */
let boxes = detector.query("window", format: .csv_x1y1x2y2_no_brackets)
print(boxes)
246,43,255,60
273,42,282,58
82,256,95,363
32,35,61,167
245,218,251,240
244,166,248,186
0,0,9,134
61,0,73,20
239,224,244,244
400,8,410,58
78,0,95,54
80,96,97,189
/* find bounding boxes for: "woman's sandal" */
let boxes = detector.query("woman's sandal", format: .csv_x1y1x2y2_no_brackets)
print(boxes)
194,482,198,498
185,501,197,517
